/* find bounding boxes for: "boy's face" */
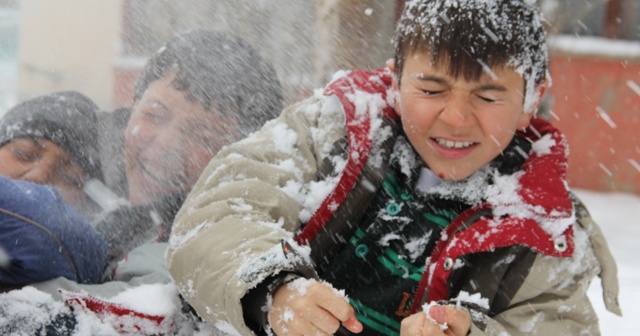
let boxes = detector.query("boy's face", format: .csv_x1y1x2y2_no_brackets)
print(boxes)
0,138,87,206
125,72,238,205
392,52,543,181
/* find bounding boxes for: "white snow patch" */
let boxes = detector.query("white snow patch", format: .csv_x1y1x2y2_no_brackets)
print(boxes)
214,320,242,336
270,123,298,154
379,233,402,246
0,287,68,333
405,230,434,262
531,134,555,156
108,283,180,316
236,242,312,287
452,290,489,310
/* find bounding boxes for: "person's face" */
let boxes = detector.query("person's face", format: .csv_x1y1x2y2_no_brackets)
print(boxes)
391,52,546,181
125,72,238,205
0,138,87,205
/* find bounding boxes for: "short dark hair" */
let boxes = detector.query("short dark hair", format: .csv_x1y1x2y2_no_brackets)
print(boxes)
394,0,548,110
133,30,283,137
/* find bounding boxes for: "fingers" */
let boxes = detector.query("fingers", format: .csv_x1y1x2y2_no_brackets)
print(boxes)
400,312,426,336
400,305,472,336
428,305,471,336
269,279,361,335
342,314,364,333
309,308,341,334
311,285,362,333
400,313,446,336
273,314,330,336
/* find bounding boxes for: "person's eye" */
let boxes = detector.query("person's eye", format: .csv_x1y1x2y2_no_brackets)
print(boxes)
11,147,37,162
478,95,497,103
143,110,163,122
422,89,443,96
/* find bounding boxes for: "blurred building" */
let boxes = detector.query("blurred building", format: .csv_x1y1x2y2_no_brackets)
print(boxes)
0,0,18,115
11,0,396,110
541,0,640,194
2,0,640,194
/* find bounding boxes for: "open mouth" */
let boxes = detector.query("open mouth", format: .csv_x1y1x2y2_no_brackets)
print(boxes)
433,138,477,149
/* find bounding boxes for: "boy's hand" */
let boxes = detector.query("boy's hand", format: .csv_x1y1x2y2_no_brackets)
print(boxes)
268,278,363,335
400,305,471,336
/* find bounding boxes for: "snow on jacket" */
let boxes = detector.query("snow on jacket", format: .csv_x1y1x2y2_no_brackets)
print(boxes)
167,69,621,335
0,242,216,335
0,176,107,287
0,176,196,334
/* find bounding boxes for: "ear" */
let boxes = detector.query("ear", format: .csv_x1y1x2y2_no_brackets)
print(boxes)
524,80,548,115
387,58,398,87
519,80,548,129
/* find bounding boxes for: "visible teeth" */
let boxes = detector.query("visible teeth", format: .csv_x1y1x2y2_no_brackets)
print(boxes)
435,139,475,149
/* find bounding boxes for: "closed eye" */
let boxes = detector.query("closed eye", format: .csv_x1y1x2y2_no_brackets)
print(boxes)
11,147,38,162
422,90,443,96
143,110,165,123
478,95,497,103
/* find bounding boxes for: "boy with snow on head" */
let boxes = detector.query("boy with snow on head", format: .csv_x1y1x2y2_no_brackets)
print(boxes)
167,1,621,335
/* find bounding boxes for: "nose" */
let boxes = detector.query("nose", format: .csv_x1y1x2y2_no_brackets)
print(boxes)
140,126,187,170
438,93,474,128
150,126,184,154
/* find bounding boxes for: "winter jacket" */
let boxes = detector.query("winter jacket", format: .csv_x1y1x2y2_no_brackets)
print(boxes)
167,69,621,335
0,176,107,287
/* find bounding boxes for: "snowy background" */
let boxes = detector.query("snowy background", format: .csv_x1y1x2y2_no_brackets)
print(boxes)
579,189,638,335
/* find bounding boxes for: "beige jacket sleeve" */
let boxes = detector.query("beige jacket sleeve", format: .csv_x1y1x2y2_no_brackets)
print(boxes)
467,215,621,335
166,94,347,335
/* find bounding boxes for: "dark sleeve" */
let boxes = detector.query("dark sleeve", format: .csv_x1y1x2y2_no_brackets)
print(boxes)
241,240,319,334
241,273,300,334
93,204,158,265
94,192,187,273
0,177,107,285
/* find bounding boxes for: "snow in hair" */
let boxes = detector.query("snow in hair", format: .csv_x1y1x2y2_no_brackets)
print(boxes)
396,0,550,114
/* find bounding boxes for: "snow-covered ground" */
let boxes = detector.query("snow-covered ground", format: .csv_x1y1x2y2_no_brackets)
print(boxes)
579,189,639,335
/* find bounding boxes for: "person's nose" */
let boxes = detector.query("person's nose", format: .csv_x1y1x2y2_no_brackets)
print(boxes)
144,126,187,166
438,93,474,129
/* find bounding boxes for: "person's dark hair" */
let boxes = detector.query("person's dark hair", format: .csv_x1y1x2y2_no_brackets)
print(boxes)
394,0,549,112
133,30,283,137
0,91,103,181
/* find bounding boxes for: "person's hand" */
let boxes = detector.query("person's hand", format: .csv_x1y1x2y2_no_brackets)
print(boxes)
268,278,363,335
400,304,471,336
